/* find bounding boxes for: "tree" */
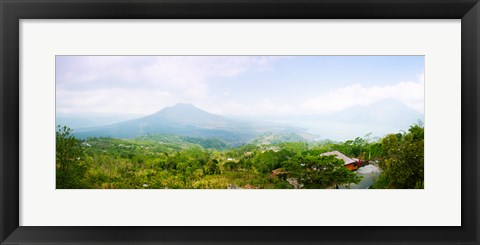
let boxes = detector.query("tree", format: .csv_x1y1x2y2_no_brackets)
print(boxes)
253,150,280,173
278,142,308,155
372,124,424,189
285,155,360,189
366,142,382,161
331,137,367,158
224,161,240,171
204,159,221,175
56,125,87,188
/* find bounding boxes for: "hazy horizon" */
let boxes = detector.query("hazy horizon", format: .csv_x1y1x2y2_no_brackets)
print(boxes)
57,99,421,117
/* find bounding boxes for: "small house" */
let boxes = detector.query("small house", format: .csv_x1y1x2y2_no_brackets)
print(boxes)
320,150,359,171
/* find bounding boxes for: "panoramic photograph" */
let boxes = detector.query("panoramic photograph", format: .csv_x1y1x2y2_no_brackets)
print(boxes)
56,56,424,189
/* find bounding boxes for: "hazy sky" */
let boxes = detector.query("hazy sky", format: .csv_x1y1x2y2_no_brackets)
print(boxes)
56,56,424,117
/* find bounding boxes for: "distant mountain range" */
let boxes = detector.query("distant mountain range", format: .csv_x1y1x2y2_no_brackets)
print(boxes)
66,99,424,143
72,103,300,145
267,99,424,141
309,98,423,126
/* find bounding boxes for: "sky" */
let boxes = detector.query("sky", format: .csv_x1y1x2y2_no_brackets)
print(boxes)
56,56,424,117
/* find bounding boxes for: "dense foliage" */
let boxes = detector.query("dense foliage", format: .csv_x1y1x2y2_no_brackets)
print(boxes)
56,125,88,188
56,124,424,189
370,124,424,189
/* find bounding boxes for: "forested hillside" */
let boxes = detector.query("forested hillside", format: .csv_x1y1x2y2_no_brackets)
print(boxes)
56,124,424,189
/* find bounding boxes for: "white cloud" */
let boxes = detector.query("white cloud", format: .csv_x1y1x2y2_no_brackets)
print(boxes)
206,74,425,117
56,88,173,115
301,75,425,114
57,57,424,117
57,56,279,115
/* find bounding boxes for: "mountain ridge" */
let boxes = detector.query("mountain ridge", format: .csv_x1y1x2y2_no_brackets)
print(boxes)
69,99,423,142
73,103,294,145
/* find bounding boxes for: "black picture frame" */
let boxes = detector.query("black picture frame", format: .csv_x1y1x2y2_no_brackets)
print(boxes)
1,0,479,244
